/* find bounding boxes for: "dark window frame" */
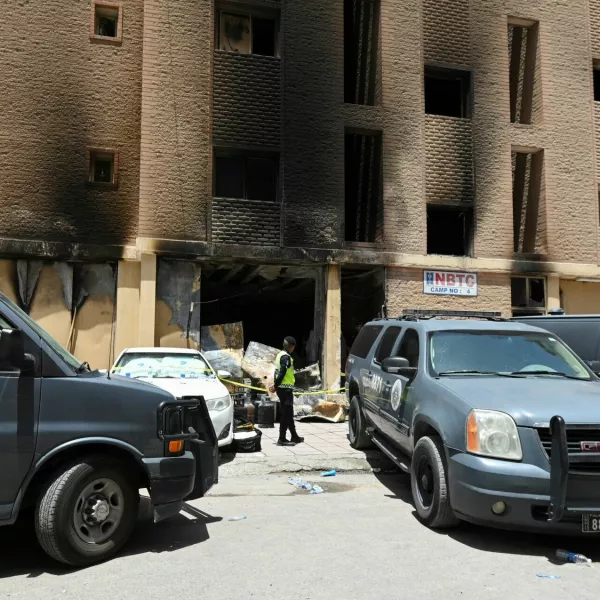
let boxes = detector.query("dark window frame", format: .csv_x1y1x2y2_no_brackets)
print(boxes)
350,324,384,359
397,328,420,368
426,205,474,257
214,151,279,202
216,9,280,58
90,1,123,44
373,326,403,364
511,276,546,316
424,66,472,119
87,148,119,188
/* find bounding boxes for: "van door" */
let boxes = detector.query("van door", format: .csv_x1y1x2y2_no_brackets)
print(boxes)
378,328,420,454
0,321,40,521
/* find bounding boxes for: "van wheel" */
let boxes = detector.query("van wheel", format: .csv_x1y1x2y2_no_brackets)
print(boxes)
349,396,372,449
35,457,139,566
411,436,459,528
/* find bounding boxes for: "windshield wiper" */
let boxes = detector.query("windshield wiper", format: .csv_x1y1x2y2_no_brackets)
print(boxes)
438,370,523,378
77,361,91,373
510,370,583,380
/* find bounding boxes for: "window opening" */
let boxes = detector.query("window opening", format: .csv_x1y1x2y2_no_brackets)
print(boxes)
508,20,540,124
219,12,277,57
426,205,473,256
424,67,471,118
345,132,382,243
89,150,117,185
344,0,380,105
214,154,278,201
397,329,420,368
511,276,546,316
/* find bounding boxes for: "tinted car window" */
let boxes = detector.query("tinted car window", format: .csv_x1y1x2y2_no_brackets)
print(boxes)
350,325,383,359
397,329,420,367
517,319,600,363
374,326,402,363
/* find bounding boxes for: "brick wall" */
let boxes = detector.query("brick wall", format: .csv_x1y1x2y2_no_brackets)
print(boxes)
590,0,600,57
386,268,512,317
213,52,281,148
0,0,143,245
138,0,211,241
282,0,345,248
423,0,471,67
424,115,473,206
211,198,280,246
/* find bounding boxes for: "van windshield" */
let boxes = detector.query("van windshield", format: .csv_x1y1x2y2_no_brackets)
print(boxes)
0,294,82,371
429,330,592,380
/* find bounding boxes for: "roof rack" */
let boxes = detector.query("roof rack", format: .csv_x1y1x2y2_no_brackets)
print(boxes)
401,309,505,322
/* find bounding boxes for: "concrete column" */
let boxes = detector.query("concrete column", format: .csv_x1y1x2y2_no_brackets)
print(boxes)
323,264,342,391
139,253,157,346
547,274,560,311
114,260,141,357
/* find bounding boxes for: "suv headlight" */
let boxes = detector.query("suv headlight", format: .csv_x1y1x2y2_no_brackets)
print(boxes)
466,409,522,461
205,395,231,412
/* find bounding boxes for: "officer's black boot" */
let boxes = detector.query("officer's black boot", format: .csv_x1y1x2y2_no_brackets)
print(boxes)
291,435,304,444
277,439,296,446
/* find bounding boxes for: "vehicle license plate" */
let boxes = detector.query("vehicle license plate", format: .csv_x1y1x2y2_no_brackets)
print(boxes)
582,513,600,532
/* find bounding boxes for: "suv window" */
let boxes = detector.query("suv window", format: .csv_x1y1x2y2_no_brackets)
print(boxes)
374,326,402,363
397,329,420,368
350,325,384,359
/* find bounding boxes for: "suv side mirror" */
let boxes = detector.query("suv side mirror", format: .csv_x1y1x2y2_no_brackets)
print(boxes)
217,370,231,380
0,329,26,370
382,356,416,377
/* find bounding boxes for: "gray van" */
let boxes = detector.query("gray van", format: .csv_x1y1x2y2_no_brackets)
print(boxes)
513,313,600,374
0,292,218,566
346,310,600,534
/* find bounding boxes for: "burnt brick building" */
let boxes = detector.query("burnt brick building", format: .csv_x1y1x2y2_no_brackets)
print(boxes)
1,0,600,384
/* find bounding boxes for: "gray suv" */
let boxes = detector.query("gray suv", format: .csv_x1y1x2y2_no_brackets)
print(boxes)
0,292,218,566
346,309,600,534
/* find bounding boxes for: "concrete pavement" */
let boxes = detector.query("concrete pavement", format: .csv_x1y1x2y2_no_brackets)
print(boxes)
2,472,600,599
220,420,394,476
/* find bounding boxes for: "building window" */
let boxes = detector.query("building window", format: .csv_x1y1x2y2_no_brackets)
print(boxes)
511,277,546,316
508,19,540,124
424,67,471,118
511,148,544,254
214,153,278,202
218,11,278,57
594,62,600,102
345,131,383,243
91,2,122,42
344,0,380,105
88,149,118,186
426,205,473,256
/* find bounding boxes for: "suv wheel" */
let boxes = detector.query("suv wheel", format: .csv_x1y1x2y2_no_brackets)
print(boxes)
411,436,459,529
35,457,139,566
349,396,372,449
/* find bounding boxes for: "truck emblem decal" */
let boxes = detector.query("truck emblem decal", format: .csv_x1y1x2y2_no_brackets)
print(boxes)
581,441,600,452
390,379,404,411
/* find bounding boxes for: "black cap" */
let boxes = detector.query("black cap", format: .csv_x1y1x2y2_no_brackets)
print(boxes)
284,336,297,347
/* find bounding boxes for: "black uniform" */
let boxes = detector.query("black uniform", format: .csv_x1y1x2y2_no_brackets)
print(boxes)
274,353,299,442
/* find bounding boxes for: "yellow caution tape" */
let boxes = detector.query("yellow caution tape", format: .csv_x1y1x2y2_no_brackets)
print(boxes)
219,378,345,396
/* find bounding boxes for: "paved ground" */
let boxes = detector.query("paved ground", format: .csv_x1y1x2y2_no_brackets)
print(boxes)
220,420,393,476
1,472,600,599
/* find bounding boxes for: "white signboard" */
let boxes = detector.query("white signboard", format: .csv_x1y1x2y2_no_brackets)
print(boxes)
423,270,478,297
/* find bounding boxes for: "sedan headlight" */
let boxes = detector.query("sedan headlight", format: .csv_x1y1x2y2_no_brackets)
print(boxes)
205,395,231,412
466,409,522,461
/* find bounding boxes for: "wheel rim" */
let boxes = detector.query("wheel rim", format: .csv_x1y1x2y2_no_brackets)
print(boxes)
73,478,125,545
416,455,434,509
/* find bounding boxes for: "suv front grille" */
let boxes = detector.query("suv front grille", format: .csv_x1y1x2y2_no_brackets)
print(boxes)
537,427,600,472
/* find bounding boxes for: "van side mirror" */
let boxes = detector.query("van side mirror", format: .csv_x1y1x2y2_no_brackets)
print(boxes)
217,370,231,380
382,356,416,377
0,329,26,370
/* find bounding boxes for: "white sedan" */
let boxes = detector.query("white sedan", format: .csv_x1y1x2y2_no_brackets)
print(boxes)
111,347,234,447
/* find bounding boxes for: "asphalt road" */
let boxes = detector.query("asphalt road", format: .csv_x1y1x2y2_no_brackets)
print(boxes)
1,472,600,599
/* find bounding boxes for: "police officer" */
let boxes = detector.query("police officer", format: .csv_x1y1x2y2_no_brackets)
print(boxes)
270,336,304,446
